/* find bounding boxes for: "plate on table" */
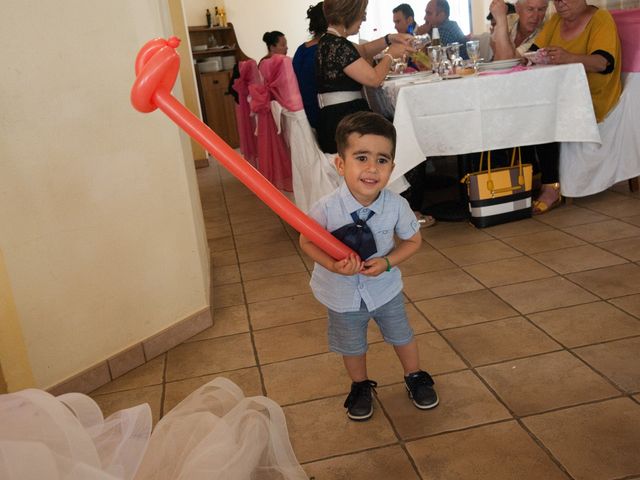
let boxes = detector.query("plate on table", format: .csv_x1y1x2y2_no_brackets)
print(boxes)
441,74,462,80
477,58,521,72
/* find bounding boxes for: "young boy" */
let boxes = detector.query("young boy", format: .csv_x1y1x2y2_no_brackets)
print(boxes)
299,111,439,421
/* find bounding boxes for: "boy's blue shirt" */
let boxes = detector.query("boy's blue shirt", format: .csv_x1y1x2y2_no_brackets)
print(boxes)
308,182,420,313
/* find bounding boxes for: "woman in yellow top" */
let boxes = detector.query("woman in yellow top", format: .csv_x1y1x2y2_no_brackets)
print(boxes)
528,0,621,212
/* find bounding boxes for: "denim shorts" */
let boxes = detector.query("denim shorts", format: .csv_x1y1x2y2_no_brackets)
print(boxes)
327,292,414,356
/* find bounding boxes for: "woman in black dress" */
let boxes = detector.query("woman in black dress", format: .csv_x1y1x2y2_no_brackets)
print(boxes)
316,0,412,154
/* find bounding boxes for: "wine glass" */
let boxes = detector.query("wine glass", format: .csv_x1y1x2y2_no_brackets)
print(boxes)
466,40,480,73
412,34,431,50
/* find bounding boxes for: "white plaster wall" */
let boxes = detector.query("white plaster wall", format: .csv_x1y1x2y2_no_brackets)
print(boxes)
0,0,210,388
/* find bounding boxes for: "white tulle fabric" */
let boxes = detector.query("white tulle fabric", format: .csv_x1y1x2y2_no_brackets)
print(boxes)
0,378,307,480
560,73,640,197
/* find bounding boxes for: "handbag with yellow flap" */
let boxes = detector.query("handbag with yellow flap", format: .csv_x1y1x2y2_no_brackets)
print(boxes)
461,147,533,228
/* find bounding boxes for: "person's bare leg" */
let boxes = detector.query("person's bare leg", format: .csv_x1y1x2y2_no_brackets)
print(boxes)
394,339,420,375
343,354,367,382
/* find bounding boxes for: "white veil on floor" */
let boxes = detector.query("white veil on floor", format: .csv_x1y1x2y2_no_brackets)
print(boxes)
0,377,308,480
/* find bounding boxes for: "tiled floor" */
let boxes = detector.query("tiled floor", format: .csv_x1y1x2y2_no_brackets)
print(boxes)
91,165,640,480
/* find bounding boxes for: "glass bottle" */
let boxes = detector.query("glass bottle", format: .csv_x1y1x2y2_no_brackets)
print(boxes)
431,27,441,46
206,9,212,28
213,7,220,26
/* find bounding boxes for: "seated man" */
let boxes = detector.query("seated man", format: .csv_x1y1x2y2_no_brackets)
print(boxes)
393,3,418,34
490,0,549,60
416,0,468,59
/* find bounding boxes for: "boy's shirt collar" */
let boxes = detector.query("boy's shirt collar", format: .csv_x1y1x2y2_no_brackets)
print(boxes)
339,182,386,215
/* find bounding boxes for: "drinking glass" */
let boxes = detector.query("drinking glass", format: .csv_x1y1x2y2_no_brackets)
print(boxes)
466,40,480,73
427,45,441,74
412,34,431,50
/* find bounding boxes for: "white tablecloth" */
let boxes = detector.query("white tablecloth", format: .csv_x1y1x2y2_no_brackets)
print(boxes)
385,64,601,185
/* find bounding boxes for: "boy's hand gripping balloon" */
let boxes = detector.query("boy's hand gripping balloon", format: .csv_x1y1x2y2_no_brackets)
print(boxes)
131,37,353,260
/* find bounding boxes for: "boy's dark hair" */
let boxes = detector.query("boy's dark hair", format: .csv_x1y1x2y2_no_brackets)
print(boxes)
262,31,285,48
307,2,328,36
393,3,414,19
335,112,397,159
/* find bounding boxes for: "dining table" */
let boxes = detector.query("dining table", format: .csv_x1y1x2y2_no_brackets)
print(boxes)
371,64,603,190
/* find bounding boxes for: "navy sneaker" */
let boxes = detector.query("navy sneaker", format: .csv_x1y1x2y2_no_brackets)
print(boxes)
343,379,377,421
405,370,439,409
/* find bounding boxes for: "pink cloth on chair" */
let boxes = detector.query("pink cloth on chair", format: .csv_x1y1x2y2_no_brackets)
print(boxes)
611,9,640,72
248,55,295,192
232,60,260,166
259,55,304,112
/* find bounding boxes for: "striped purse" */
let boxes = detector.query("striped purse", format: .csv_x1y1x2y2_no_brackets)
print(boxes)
461,148,533,228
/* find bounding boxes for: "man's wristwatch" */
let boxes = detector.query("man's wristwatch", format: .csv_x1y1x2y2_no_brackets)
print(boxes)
384,34,391,46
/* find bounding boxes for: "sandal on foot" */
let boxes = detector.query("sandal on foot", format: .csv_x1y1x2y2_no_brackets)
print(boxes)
532,182,562,215
415,212,436,228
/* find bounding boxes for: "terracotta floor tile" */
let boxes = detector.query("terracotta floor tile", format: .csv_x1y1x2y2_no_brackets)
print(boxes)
228,208,280,227
205,222,232,240
576,195,640,218
501,230,585,254
233,226,290,248
236,240,298,264
92,355,165,395
91,385,162,425
493,276,597,314
208,235,234,253
248,293,326,330
562,219,640,243
211,249,238,267
303,445,420,480
165,333,256,382
186,305,249,341
254,318,328,364
441,317,561,366
262,353,351,405
244,271,311,303
239,254,306,282
623,215,640,227
597,236,640,261
522,398,640,480
211,282,244,307
377,370,510,439
567,263,640,299
528,302,640,347
284,396,397,463
415,290,518,330
532,244,627,274
403,269,483,301
609,294,640,318
163,367,263,413
231,216,284,235
573,337,640,392
477,351,619,415
534,205,609,228
422,224,494,249
401,249,456,276
211,263,241,286
406,421,568,480
482,217,553,238
440,240,522,267
464,256,555,288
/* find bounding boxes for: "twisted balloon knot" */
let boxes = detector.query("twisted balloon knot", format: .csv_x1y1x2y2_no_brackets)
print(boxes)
130,37,181,113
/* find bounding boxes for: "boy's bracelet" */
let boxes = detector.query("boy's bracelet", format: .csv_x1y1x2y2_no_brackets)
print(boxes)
384,256,391,272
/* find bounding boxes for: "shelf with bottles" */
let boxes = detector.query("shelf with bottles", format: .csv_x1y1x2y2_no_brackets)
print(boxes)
188,25,233,33
192,47,237,57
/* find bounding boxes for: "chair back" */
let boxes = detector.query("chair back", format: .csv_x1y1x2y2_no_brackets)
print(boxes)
232,59,260,165
248,55,293,191
258,55,340,211
611,8,640,72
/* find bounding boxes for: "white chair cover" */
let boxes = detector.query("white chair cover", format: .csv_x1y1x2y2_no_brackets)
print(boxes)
559,72,640,197
0,378,308,480
281,109,341,213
